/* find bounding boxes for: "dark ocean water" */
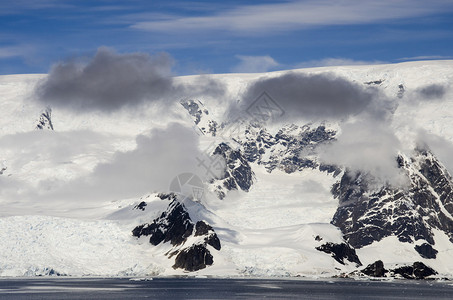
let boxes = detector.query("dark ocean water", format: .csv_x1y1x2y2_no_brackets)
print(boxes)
1,277,452,299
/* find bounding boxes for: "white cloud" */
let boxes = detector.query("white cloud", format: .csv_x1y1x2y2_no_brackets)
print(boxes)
416,131,453,176
131,0,453,35
0,123,210,213
397,55,453,61
231,55,279,73
0,46,26,59
318,119,406,187
68,122,203,201
295,58,387,68
0,1,71,15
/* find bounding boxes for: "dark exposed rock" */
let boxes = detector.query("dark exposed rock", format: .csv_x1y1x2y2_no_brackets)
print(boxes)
195,221,221,251
36,108,54,130
180,99,202,125
364,79,384,85
391,262,437,279
195,220,212,236
319,164,342,177
37,268,63,277
212,143,254,196
392,265,415,279
397,84,405,98
133,201,147,211
180,99,217,135
241,123,336,174
413,262,437,279
46,268,60,276
132,199,221,272
316,242,362,267
132,200,193,246
173,244,214,272
415,243,438,259
362,260,387,277
332,149,453,248
200,120,218,137
157,193,177,201
215,188,226,200
205,113,337,199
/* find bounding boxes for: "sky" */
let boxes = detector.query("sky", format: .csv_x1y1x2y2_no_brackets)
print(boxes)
1,0,453,75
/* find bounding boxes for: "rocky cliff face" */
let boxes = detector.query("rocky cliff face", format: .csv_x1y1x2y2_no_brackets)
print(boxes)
332,148,453,254
360,260,437,279
211,142,254,199
178,95,453,274
132,194,221,271
240,123,338,174
316,242,362,267
180,99,217,136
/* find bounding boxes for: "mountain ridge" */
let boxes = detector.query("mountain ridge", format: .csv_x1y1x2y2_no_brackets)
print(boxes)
1,60,453,278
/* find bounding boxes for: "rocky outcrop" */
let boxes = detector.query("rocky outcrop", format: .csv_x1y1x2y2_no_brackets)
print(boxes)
362,260,387,277
332,148,453,249
181,99,203,125
360,260,436,279
397,84,405,98
133,201,147,211
195,221,221,251
185,101,339,200
36,108,54,130
173,244,214,272
364,79,384,85
391,262,437,279
415,243,438,259
241,123,338,174
180,99,217,136
132,199,194,246
211,143,254,199
316,242,362,267
132,196,221,272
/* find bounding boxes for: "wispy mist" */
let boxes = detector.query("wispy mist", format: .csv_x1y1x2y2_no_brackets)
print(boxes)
0,123,209,213
415,83,447,100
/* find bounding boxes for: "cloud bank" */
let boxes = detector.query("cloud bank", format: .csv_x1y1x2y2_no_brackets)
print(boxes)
231,72,383,122
0,123,211,211
318,120,404,186
35,47,225,112
76,122,203,200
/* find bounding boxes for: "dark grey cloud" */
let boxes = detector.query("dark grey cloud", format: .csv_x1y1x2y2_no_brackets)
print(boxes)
35,47,225,112
230,72,382,122
416,84,447,100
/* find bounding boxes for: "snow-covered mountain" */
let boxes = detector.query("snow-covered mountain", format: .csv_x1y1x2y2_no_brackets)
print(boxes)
1,60,453,278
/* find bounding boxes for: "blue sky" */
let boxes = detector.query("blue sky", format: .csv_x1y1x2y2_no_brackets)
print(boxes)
1,0,453,75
